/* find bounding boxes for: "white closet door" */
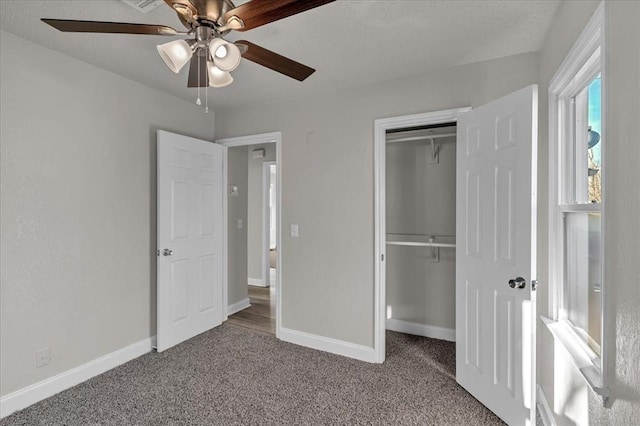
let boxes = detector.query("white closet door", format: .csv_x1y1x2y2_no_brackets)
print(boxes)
456,85,538,425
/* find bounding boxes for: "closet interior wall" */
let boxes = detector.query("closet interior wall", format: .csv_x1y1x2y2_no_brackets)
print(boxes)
385,125,457,335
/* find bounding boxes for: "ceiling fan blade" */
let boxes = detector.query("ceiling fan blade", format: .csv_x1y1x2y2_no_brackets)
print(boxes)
187,49,209,88
223,0,335,32
236,40,315,81
41,19,179,35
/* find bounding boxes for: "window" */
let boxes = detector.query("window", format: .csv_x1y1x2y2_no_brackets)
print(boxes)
562,74,602,356
547,3,608,402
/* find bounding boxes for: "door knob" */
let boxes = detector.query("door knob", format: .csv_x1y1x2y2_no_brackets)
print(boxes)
162,248,173,256
508,277,526,289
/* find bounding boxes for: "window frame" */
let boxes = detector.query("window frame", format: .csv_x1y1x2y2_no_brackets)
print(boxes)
546,2,609,403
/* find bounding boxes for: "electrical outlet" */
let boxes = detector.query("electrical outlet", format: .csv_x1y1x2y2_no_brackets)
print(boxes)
36,347,52,368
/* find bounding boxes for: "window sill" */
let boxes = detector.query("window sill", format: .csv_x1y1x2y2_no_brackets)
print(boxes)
541,316,609,402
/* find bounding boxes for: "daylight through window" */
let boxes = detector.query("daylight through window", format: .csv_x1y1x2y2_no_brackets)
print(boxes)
561,73,603,356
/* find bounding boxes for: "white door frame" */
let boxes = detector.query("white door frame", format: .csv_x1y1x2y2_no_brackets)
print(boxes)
216,132,282,338
373,107,470,363
262,161,277,286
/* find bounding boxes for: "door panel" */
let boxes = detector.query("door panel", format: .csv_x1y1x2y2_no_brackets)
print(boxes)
199,254,216,311
493,291,515,395
456,85,537,425
172,180,189,239
157,130,224,352
466,170,482,257
465,280,482,372
495,165,516,264
170,259,190,322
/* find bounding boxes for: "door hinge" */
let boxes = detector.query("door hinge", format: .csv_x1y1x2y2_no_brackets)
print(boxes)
381,254,384,261
157,249,160,257
532,280,539,291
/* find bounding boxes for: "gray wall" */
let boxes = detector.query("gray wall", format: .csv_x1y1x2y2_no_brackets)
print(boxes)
247,143,276,282
0,31,214,396
385,134,456,329
215,51,540,346
537,1,640,424
601,3,640,422
227,146,249,306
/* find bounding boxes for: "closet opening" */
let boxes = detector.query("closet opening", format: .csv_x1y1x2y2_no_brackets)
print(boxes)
384,122,457,344
374,107,470,364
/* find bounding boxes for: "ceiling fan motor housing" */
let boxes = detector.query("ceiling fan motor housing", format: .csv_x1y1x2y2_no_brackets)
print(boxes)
195,25,214,46
167,0,237,31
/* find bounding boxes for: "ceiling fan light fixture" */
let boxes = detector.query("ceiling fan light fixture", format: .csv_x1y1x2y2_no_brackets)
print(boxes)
207,62,234,88
157,39,193,73
214,45,227,59
209,38,241,72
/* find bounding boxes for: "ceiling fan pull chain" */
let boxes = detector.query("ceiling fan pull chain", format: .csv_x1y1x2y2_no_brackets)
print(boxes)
196,49,202,106
205,48,211,114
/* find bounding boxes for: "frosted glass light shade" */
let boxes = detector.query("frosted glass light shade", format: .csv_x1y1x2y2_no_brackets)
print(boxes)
207,62,233,88
157,39,193,73
208,38,241,72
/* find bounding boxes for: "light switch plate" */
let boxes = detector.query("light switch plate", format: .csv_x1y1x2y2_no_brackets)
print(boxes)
237,219,243,229
290,224,299,238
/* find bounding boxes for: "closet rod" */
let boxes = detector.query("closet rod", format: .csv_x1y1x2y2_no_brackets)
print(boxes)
386,241,456,248
386,132,456,144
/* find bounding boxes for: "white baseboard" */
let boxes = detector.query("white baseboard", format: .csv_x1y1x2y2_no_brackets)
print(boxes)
386,318,456,342
279,327,377,363
0,336,155,419
536,384,556,426
248,277,267,287
227,297,251,316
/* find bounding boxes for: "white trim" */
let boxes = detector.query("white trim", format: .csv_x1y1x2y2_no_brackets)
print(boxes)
548,4,604,94
542,317,608,399
262,161,276,287
373,107,470,364
216,132,281,148
247,277,267,287
227,297,251,316
222,146,229,321
600,2,609,395
279,327,377,363
386,319,455,342
0,337,155,419
536,385,556,426
216,132,283,339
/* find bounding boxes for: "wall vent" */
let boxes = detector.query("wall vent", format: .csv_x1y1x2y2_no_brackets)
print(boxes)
121,0,165,14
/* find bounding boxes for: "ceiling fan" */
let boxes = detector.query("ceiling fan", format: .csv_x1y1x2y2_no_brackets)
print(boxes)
41,0,335,89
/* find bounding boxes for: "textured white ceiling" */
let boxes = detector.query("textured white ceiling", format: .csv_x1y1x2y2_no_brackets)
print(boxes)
0,0,560,110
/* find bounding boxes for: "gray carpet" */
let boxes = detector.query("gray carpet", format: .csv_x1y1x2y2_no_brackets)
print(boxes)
1,325,504,425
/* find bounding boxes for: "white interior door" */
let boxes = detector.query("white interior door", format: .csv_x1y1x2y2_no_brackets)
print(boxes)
456,85,538,425
157,130,224,352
